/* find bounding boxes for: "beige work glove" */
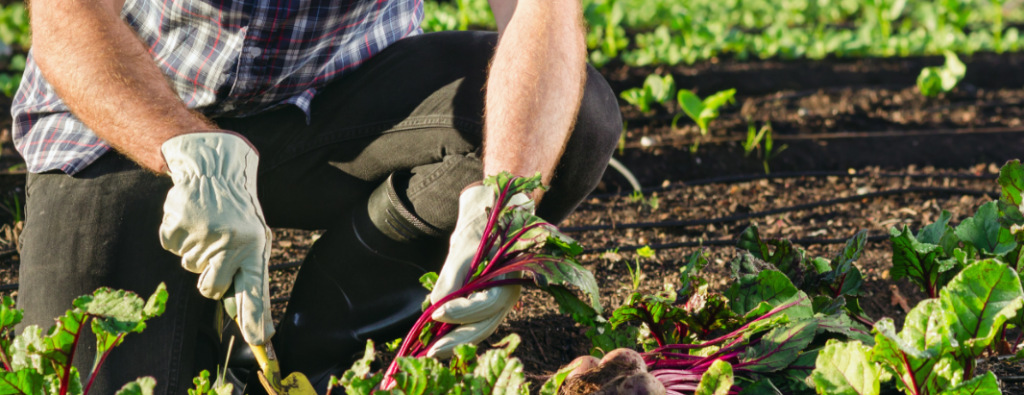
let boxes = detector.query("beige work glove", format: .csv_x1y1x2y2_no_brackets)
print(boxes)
426,184,533,358
159,132,275,346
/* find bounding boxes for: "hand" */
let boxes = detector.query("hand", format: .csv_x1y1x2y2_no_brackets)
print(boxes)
159,132,275,346
426,184,533,358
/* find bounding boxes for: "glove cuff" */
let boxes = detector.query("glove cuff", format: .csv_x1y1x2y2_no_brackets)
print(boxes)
161,132,258,180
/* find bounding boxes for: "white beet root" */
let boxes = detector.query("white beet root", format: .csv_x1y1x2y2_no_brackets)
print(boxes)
600,348,647,373
616,373,666,395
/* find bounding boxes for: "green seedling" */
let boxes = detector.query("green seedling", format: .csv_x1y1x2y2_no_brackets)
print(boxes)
620,74,676,113
636,245,656,259
917,50,966,97
674,88,736,136
624,259,643,291
761,125,787,174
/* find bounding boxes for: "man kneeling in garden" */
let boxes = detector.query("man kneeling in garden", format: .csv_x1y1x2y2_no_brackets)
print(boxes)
12,0,621,393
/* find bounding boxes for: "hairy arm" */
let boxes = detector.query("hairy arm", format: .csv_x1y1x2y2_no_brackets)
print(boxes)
30,0,218,173
482,0,587,190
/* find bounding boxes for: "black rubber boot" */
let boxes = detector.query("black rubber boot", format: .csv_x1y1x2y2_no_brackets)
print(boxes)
265,172,449,393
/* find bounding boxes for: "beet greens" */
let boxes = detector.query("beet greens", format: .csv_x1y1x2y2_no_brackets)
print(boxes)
379,172,602,390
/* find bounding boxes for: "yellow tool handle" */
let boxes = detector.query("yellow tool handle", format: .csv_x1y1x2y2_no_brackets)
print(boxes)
234,315,284,393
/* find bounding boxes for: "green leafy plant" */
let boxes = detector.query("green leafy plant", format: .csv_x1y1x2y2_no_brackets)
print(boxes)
674,89,736,136
0,284,180,395
378,172,602,389
810,260,1019,394
743,122,788,174
620,74,676,113
917,50,966,97
332,334,581,395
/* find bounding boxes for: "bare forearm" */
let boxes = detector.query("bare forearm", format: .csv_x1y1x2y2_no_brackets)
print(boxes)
481,0,587,185
31,0,216,173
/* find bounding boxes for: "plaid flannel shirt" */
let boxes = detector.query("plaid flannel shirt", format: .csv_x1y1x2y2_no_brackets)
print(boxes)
11,0,423,174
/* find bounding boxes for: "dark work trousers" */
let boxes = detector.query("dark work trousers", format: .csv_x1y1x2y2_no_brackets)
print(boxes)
17,31,621,395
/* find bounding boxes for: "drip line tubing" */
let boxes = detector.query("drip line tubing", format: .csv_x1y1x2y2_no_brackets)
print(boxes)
566,187,998,233
580,234,890,254
590,170,997,199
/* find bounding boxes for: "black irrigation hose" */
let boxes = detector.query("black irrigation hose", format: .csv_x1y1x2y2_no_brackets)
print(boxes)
580,234,891,254
591,170,998,199
566,187,999,233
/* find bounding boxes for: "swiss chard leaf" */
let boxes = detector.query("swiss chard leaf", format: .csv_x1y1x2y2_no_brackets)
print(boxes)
819,230,868,299
871,309,961,395
0,369,43,395
889,219,960,297
695,360,733,395
939,259,1024,360
724,270,799,317
954,201,1017,257
739,319,818,372
937,371,1001,395
683,291,739,339
810,339,880,395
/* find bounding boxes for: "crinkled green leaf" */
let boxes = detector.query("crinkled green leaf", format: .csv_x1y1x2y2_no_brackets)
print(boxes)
451,343,478,376
0,369,43,395
937,371,1001,395
725,270,799,317
954,202,1017,257
0,296,22,331
684,291,739,338
420,272,439,292
469,334,527,395
695,360,733,395
820,230,868,298
815,313,874,345
740,319,818,372
871,313,961,395
483,172,546,201
143,283,168,319
392,357,460,395
890,225,947,296
810,339,880,395
939,259,1024,359
337,340,383,395
999,160,1024,206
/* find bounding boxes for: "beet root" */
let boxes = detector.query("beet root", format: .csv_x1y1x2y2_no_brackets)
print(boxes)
567,356,601,380
600,348,647,373
616,372,666,395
